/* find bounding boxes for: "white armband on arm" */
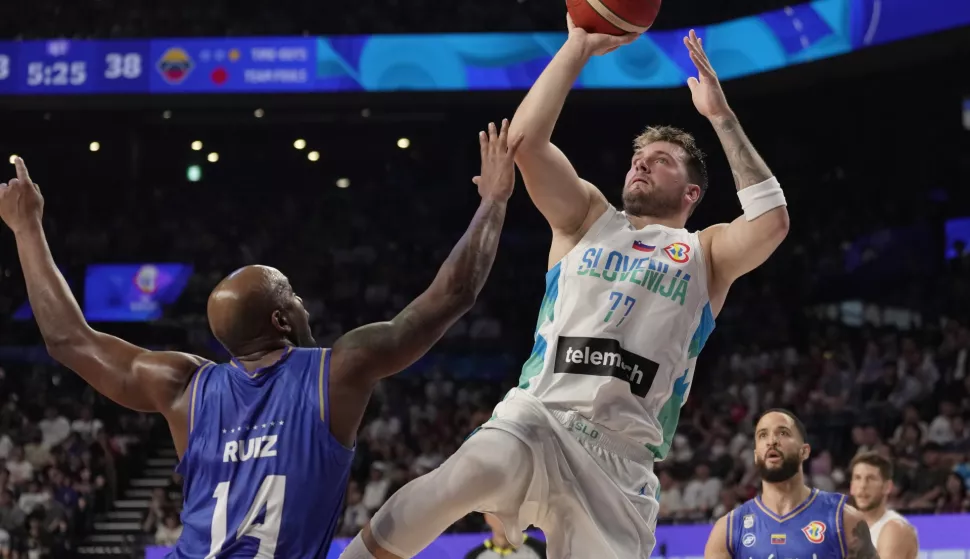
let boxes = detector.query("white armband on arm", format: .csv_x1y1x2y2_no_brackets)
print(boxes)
737,176,786,221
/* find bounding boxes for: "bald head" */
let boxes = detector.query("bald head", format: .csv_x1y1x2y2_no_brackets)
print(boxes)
207,265,314,356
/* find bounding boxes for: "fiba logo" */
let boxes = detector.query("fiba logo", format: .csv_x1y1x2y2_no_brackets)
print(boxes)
134,265,159,295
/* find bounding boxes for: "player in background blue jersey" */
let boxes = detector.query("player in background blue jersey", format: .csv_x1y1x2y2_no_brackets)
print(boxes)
704,409,881,559
0,121,522,557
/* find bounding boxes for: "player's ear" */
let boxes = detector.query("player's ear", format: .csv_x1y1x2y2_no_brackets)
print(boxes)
685,183,701,204
271,309,292,334
800,443,811,461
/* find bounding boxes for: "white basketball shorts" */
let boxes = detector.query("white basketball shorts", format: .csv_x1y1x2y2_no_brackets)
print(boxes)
475,388,660,558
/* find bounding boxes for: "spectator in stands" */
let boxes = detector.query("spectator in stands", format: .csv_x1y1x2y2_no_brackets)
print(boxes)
69,407,103,442
362,463,392,514
683,463,721,518
928,400,959,445
0,490,25,534
4,448,32,488
155,513,183,547
340,481,370,538
37,407,70,451
936,472,969,513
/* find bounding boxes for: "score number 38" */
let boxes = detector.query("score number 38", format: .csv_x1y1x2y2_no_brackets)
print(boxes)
0,52,140,85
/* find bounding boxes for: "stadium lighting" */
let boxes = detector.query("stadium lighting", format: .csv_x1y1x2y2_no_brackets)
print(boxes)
8,154,17,164
162,110,172,119
307,151,320,162
187,165,202,182
89,142,100,152
191,141,203,151
293,139,307,150
207,152,219,163
336,178,350,189
397,138,411,149
254,108,265,118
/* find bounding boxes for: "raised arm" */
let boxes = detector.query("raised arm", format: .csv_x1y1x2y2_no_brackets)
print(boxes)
327,121,520,444
843,506,881,559
508,17,636,254
683,31,789,310
0,160,200,419
703,514,733,559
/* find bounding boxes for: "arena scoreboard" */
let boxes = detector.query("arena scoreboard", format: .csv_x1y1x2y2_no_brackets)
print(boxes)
0,0,965,95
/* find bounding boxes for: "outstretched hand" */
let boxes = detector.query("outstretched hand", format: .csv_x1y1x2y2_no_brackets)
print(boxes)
567,13,640,57
0,157,44,235
472,119,522,203
684,29,732,120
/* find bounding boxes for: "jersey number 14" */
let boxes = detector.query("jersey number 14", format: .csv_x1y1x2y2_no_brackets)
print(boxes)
209,475,286,556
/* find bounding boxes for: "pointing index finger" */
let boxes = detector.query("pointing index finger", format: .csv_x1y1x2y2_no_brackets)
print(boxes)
14,157,29,183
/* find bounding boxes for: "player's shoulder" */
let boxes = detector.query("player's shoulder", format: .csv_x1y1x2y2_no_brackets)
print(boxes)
814,488,849,507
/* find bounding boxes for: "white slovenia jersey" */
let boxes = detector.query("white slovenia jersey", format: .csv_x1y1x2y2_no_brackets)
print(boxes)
517,205,715,460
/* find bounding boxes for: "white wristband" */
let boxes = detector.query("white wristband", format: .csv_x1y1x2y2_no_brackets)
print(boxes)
737,176,786,221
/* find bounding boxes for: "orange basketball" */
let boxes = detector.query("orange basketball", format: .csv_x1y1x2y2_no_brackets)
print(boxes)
567,0,661,36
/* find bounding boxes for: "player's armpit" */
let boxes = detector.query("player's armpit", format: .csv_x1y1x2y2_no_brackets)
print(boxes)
704,515,733,559
876,520,918,559
514,141,608,242
702,207,789,297
843,507,882,559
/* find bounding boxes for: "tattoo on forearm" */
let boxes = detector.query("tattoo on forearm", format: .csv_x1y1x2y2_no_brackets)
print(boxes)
711,115,772,191
846,520,880,559
441,199,507,298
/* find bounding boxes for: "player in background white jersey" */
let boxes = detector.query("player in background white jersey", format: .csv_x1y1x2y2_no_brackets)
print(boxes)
850,452,919,559
341,24,789,559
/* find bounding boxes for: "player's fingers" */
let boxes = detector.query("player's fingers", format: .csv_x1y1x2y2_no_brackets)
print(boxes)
472,176,481,185
687,76,699,91
498,119,510,148
479,130,488,158
488,122,498,145
14,157,29,184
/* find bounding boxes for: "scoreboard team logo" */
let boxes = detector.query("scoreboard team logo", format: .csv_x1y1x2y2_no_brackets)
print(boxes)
157,47,194,84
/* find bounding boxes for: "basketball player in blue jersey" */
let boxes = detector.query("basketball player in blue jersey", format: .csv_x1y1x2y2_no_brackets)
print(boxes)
0,121,521,558
704,409,880,559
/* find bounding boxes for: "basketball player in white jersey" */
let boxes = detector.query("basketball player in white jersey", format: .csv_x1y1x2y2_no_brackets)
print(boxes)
850,452,919,559
341,24,790,559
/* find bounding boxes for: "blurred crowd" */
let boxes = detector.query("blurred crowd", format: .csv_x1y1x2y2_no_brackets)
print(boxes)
0,0,793,39
0,364,156,556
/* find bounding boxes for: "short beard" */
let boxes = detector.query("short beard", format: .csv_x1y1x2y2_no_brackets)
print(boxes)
756,453,802,483
622,187,682,219
854,493,885,512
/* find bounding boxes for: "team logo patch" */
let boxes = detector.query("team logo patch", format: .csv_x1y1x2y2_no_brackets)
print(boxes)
663,243,690,263
157,47,194,84
771,534,787,545
802,521,826,543
742,533,756,548
632,240,656,253
743,514,754,529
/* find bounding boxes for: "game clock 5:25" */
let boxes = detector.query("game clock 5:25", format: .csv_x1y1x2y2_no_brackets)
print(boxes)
26,60,87,87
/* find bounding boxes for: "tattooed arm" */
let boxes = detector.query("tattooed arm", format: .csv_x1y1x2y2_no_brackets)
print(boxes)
682,30,789,313
327,121,520,446
843,506,882,559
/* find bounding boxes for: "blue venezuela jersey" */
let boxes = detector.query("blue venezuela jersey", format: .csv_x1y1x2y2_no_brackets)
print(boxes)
169,347,354,558
726,488,848,559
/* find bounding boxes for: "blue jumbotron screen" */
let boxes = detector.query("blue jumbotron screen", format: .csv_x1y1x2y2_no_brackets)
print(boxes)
82,264,193,322
0,0,965,95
